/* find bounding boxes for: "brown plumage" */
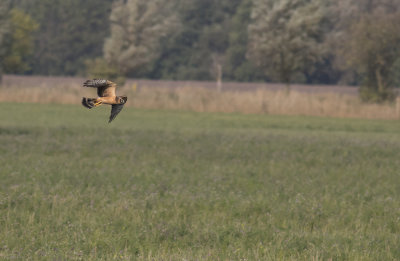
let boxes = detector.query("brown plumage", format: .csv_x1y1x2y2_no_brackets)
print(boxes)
82,79,128,123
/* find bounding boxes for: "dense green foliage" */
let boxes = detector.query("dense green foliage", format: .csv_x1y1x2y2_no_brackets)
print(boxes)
0,0,11,80
3,0,400,96
11,0,113,76
104,0,180,77
344,13,400,102
2,8,38,74
248,0,328,85
1,103,400,259
150,0,264,82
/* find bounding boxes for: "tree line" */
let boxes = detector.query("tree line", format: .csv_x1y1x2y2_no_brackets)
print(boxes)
1,0,400,101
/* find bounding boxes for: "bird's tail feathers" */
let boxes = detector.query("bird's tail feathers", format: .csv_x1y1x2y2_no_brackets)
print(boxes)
82,97,97,109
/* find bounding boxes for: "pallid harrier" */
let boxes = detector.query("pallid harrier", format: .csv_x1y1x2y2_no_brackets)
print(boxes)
81,79,127,123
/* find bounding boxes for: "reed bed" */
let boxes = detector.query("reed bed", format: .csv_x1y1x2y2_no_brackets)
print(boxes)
0,82,398,120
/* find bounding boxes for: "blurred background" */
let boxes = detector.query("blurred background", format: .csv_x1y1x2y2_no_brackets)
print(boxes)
2,2,400,259
1,0,400,110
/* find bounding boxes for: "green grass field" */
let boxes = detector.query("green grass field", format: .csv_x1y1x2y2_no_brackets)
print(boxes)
1,103,400,260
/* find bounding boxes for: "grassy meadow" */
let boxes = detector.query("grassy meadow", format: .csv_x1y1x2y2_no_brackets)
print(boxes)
1,102,400,260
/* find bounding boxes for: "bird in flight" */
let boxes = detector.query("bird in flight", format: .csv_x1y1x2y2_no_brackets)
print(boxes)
81,79,127,123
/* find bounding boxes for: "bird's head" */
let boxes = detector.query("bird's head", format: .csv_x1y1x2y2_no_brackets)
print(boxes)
118,96,128,104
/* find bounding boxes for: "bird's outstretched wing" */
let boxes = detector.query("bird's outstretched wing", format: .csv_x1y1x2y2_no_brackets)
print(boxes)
109,104,125,123
83,79,117,97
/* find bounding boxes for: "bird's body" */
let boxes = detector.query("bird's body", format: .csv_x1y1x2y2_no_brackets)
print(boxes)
81,79,127,123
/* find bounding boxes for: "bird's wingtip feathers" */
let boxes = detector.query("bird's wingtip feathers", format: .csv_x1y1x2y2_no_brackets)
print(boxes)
83,79,109,88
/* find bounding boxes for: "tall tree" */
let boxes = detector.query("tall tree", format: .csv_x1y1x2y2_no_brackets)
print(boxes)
151,0,244,81
22,0,113,75
0,0,11,82
248,0,329,86
343,13,400,102
3,9,38,74
104,0,180,77
327,0,400,84
224,0,264,82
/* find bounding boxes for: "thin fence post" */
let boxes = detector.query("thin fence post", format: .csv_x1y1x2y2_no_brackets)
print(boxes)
396,96,400,119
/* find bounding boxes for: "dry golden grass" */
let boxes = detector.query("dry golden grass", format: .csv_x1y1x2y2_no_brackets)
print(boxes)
1,78,398,120
128,87,398,119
